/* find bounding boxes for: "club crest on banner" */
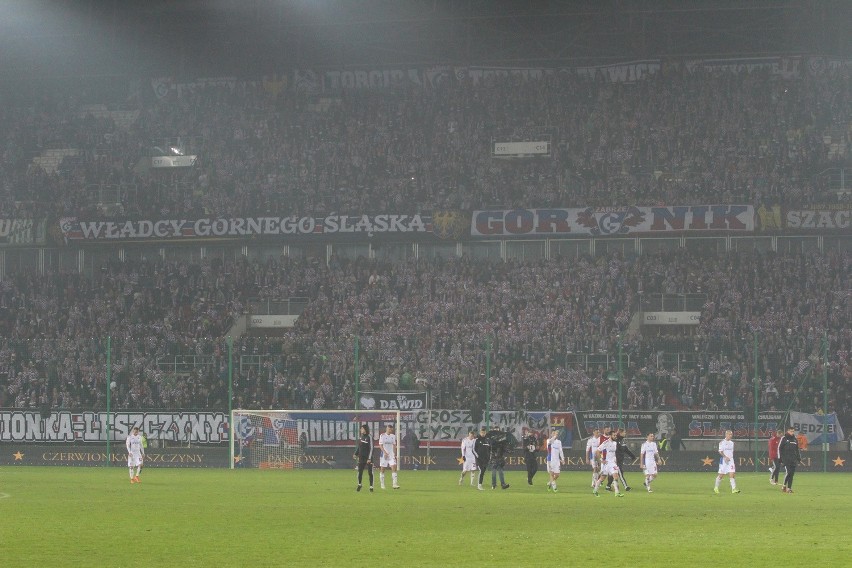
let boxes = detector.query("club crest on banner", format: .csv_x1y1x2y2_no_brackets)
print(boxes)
576,206,645,236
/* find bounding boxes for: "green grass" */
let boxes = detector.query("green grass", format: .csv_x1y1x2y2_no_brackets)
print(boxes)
1,467,850,567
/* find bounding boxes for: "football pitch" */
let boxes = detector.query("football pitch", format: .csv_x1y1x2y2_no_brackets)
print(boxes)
1,467,849,567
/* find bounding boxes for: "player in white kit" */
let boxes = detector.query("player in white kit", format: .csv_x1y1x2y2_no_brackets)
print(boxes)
714,429,741,494
593,431,623,497
585,428,601,488
459,431,478,486
379,424,400,489
126,426,144,484
640,433,660,492
546,430,565,492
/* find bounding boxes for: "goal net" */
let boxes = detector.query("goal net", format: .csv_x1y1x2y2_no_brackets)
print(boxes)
230,409,402,470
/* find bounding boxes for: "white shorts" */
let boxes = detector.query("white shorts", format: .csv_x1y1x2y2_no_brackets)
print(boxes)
601,462,619,477
718,458,735,475
463,458,477,472
128,454,143,468
380,455,397,468
644,460,658,476
549,463,561,475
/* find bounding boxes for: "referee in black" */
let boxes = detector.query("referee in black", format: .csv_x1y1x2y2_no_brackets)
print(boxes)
353,424,374,492
778,425,802,494
523,433,539,485
608,427,636,492
473,426,491,491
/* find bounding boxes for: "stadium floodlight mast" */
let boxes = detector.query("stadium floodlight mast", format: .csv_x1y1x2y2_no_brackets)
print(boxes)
106,335,112,467
607,334,623,428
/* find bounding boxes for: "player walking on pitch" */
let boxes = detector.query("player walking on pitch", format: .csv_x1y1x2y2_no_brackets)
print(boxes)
586,427,601,488
768,429,782,485
126,426,144,484
546,430,565,492
378,424,400,489
640,433,660,492
459,431,477,486
714,430,741,494
593,431,624,497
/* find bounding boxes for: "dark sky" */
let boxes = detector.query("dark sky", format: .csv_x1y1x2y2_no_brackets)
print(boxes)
0,0,849,79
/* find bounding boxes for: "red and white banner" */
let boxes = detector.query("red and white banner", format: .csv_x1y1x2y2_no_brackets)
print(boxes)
471,205,754,237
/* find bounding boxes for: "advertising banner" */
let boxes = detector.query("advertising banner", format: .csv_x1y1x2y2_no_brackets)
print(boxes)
1,445,846,471
0,445,228,468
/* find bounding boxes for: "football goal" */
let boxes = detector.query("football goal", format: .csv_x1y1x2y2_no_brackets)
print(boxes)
230,409,402,470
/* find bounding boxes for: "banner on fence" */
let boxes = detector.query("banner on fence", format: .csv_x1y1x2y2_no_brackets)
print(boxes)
789,411,845,444
0,445,229,467
359,392,428,411
0,411,229,444
575,410,787,441
471,205,754,237
59,213,434,242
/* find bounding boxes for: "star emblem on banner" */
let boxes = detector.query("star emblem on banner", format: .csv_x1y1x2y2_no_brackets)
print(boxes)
456,456,465,465
833,456,845,467
701,456,714,466
13,451,24,461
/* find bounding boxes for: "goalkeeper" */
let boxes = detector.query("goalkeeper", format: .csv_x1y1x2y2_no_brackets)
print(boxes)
353,424,374,492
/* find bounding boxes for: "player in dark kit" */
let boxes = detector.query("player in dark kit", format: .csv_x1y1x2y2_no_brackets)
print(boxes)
778,426,802,494
488,428,511,490
473,426,492,491
523,433,539,485
353,424,374,492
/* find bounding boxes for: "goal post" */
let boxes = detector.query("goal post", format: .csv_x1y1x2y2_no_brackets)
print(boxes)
230,409,402,470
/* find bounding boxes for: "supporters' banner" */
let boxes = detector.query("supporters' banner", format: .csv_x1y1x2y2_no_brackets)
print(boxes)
59,213,434,242
411,410,560,448
784,207,851,231
291,58,852,94
576,410,786,440
789,411,845,444
151,76,239,99
0,218,45,245
275,410,564,449
359,391,428,411
471,205,754,237
0,410,228,444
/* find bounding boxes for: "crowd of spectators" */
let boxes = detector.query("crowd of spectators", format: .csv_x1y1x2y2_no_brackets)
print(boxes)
0,251,848,428
0,64,849,431
1,63,850,221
